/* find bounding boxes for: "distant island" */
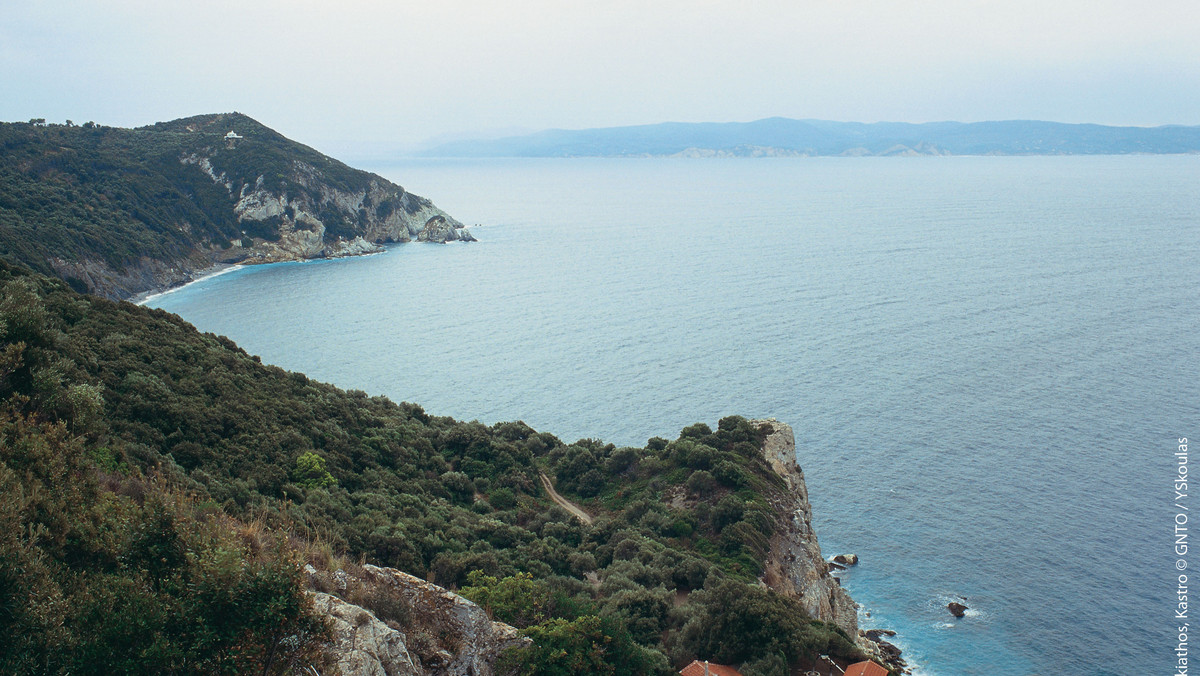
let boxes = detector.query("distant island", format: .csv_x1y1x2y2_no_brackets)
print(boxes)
0,113,472,300
419,117,1200,158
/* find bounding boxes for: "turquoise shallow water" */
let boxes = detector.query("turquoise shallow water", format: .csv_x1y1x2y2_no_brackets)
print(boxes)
148,156,1200,674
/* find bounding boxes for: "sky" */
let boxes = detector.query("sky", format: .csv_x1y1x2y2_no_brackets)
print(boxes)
3,0,1199,156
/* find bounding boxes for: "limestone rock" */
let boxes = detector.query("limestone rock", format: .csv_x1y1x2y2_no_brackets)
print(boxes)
415,215,463,243
173,156,474,279
312,592,419,676
753,419,860,639
948,601,968,618
327,236,385,258
833,553,859,566
360,564,530,676
311,564,529,676
876,639,904,664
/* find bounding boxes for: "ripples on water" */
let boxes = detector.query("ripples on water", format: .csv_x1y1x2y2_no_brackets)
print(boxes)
148,156,1200,674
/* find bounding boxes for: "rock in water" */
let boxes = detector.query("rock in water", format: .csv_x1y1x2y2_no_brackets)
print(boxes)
948,601,968,618
833,553,859,566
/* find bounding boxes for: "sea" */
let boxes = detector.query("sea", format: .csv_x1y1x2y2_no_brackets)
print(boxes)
145,155,1200,675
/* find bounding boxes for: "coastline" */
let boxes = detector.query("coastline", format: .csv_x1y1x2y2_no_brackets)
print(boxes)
132,263,242,306
127,251,915,673
130,242,406,306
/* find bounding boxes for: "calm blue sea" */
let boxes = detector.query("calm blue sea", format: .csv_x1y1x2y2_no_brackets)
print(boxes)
147,156,1200,675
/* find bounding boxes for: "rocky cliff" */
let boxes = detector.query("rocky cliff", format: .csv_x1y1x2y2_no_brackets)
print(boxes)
313,592,421,676
311,564,529,676
181,148,474,268
753,420,860,636
311,420,888,675
754,419,906,671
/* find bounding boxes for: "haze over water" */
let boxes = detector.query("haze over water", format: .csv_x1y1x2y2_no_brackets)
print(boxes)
148,156,1200,674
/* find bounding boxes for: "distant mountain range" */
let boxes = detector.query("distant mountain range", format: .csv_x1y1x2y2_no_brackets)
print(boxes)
419,118,1200,157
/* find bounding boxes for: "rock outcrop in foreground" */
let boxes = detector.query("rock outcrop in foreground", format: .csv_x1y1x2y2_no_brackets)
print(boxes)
313,592,420,676
312,564,529,676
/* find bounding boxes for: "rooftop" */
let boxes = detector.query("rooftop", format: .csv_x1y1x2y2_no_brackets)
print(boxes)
844,660,889,676
680,660,744,676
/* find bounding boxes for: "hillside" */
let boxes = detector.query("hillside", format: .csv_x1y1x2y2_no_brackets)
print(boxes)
0,114,472,300
420,117,1200,157
0,260,881,675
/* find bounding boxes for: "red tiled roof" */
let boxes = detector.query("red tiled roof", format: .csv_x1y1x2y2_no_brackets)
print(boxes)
680,660,744,676
844,660,889,676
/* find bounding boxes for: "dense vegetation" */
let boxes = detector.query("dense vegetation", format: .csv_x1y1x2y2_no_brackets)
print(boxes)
0,260,862,674
0,266,331,673
0,115,436,297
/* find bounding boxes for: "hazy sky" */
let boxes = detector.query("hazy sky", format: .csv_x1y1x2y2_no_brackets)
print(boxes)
3,0,1198,155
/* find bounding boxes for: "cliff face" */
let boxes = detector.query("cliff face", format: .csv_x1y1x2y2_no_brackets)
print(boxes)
313,564,529,676
186,151,474,267
753,419,860,638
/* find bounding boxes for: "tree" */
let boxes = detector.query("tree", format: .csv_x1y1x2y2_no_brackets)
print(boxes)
672,579,860,667
499,615,665,676
460,571,552,627
291,451,336,490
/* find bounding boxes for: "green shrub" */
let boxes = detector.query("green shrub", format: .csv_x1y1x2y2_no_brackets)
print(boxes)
741,653,789,676
460,571,553,628
490,486,517,510
670,579,860,666
686,470,716,495
292,452,336,490
500,615,667,676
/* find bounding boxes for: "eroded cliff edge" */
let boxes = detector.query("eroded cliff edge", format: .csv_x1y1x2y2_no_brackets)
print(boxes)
752,420,859,633
179,147,474,267
754,419,904,671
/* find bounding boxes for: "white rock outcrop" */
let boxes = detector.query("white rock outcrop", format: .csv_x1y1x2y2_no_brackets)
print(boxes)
359,565,529,676
312,592,419,676
181,156,474,270
311,564,530,676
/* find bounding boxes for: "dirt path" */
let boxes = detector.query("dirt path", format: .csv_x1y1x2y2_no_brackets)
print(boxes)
539,472,593,525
